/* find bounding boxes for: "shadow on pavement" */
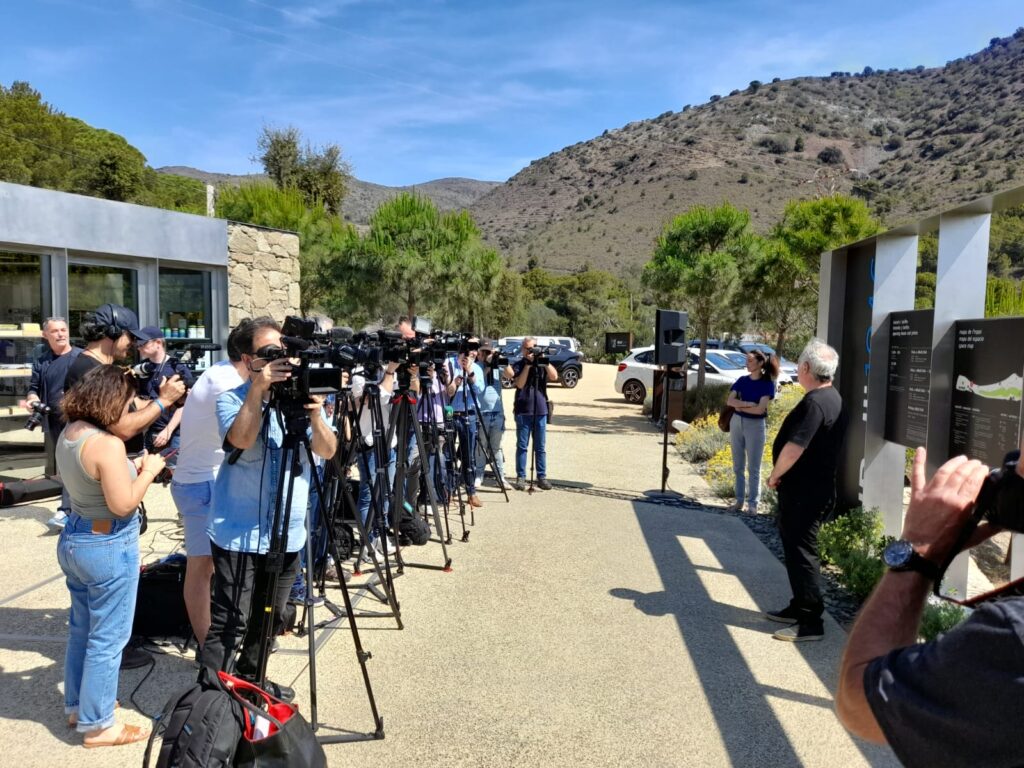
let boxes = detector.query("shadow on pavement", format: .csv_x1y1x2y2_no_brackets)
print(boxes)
612,500,892,767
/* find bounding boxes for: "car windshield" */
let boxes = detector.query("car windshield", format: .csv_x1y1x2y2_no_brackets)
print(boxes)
705,352,744,370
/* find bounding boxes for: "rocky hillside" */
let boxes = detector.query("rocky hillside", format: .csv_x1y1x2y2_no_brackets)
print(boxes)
156,166,498,224
470,30,1024,274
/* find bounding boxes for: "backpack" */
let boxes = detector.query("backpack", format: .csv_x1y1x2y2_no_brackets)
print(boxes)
133,554,192,640
143,682,245,768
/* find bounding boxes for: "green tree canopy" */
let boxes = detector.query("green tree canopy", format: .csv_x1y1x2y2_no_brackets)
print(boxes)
255,125,350,214
643,202,757,386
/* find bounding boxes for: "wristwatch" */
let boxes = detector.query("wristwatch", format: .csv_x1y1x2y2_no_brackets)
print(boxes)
882,539,939,580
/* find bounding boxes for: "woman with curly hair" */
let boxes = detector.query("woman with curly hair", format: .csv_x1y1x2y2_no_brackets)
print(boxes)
56,365,166,748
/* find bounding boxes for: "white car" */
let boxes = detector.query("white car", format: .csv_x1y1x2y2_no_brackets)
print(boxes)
614,346,747,404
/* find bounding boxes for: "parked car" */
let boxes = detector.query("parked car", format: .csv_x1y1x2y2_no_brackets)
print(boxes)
725,341,799,384
499,341,583,389
498,335,582,353
614,346,746,404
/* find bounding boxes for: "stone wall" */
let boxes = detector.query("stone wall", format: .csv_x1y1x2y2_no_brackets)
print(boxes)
227,223,301,325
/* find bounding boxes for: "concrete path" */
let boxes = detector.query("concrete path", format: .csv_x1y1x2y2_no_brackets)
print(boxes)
0,363,898,767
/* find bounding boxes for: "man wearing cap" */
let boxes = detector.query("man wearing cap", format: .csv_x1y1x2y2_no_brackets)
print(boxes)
135,326,195,456
64,304,186,442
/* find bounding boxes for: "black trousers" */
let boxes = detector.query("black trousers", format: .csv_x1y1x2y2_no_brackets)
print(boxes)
777,488,833,629
199,541,300,684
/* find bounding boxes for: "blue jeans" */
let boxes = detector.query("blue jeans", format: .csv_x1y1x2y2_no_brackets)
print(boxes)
358,447,396,541
475,410,506,483
730,413,767,508
453,413,478,495
515,414,547,479
57,513,140,732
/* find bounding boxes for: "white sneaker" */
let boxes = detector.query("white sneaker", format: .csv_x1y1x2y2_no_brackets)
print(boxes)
47,511,69,531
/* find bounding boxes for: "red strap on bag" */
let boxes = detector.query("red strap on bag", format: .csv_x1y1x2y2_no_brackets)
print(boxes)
217,671,297,740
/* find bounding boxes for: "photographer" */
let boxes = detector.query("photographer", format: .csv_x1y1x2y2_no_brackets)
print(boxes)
134,327,195,455
446,340,485,507
22,318,81,479
474,341,513,490
511,336,557,491
168,325,246,649
352,359,400,560
836,444,1023,767
199,317,337,702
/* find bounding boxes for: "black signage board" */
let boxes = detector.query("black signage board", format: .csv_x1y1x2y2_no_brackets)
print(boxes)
884,309,933,447
605,332,634,355
948,317,1024,467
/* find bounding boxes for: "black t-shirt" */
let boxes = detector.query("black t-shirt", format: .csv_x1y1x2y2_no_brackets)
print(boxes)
30,347,81,435
865,598,1024,767
64,351,101,393
772,386,846,503
511,358,548,417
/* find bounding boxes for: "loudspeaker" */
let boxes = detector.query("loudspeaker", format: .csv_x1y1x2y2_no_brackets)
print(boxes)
654,309,688,366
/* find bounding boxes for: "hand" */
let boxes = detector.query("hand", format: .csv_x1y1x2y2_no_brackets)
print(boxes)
158,374,187,404
153,428,171,448
253,358,293,393
140,451,166,480
304,394,326,413
901,448,990,564
767,473,780,489
386,361,400,375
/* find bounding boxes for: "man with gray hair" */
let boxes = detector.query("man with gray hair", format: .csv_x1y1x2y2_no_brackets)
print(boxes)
765,338,847,641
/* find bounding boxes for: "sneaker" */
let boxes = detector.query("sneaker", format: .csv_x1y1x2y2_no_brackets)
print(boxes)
495,477,511,491
46,511,69,531
764,606,800,624
475,476,484,488
513,478,526,491
120,645,152,669
773,624,824,642
537,478,553,491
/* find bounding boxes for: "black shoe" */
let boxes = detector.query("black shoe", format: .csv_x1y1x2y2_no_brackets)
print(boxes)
537,478,553,491
764,605,800,624
513,478,526,491
773,624,824,642
262,679,296,703
120,644,152,670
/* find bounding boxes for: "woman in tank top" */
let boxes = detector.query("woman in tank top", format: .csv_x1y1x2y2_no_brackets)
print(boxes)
55,365,166,748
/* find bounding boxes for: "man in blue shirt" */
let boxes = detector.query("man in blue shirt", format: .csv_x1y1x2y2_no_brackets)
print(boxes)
474,341,513,490
199,317,337,700
23,317,81,478
134,326,195,456
445,340,485,507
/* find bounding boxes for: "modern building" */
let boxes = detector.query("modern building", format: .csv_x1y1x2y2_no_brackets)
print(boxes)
0,180,301,453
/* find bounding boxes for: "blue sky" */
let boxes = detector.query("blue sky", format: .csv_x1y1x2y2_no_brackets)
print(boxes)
2,0,1021,186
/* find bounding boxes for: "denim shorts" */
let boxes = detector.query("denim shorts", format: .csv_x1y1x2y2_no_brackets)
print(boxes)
170,479,214,557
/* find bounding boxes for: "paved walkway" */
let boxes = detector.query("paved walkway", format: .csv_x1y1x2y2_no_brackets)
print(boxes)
0,364,898,767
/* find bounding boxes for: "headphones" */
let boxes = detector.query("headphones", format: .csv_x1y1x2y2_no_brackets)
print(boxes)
99,303,124,340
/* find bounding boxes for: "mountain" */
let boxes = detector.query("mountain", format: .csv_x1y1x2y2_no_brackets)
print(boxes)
469,29,1024,274
156,166,500,224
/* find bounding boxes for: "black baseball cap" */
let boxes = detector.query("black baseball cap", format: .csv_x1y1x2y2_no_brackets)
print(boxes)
134,326,165,343
91,303,144,340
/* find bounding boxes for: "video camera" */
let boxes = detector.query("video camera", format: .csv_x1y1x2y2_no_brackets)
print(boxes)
255,316,345,404
130,342,222,381
527,345,559,367
25,401,52,431
974,452,1024,532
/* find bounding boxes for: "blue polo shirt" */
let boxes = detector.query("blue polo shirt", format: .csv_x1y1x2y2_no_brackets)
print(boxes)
208,380,328,554
730,375,776,419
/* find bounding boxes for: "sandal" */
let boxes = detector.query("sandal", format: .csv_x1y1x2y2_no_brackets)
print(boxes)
83,723,149,748
68,700,119,729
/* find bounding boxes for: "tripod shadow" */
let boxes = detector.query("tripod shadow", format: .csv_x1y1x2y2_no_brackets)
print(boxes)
0,606,196,743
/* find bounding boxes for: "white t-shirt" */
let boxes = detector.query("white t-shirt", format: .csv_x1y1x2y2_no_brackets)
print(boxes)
173,360,245,483
351,370,396,448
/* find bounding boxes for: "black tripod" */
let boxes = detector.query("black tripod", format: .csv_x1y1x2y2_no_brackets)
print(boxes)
381,368,453,571
247,395,384,742
465,363,510,503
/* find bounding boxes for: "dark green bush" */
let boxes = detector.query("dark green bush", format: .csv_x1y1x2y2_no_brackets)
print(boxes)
819,507,884,566
682,383,730,423
920,600,968,642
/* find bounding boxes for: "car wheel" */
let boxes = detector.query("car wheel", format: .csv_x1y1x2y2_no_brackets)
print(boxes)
501,375,514,389
622,379,646,404
560,367,580,388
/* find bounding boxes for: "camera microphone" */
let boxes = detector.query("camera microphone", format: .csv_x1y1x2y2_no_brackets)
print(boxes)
330,327,354,342
282,335,312,350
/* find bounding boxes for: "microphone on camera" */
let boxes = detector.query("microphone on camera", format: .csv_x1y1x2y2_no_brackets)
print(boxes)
282,335,312,350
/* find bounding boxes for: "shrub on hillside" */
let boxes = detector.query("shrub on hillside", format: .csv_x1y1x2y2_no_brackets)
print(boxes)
818,146,846,165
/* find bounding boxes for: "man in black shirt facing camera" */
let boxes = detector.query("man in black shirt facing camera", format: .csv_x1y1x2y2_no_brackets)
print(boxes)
511,336,558,491
766,338,846,642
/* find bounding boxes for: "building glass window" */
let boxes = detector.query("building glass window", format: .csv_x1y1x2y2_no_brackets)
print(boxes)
159,267,212,340
0,251,44,408
68,263,138,336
